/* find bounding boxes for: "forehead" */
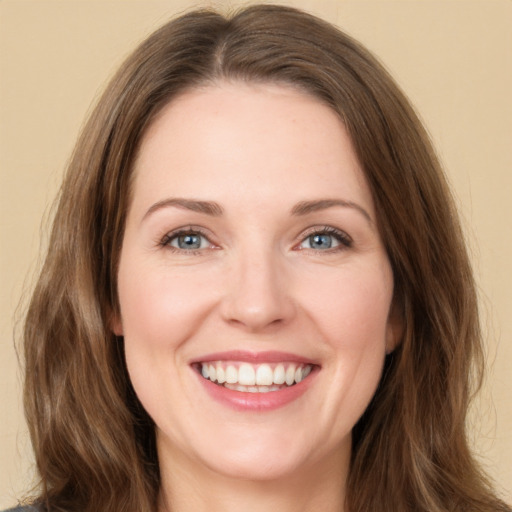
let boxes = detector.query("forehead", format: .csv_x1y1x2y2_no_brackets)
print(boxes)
131,81,374,217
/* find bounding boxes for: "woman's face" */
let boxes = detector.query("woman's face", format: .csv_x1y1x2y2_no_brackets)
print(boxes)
115,82,400,482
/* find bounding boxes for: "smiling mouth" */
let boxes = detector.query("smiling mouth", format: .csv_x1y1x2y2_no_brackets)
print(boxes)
194,361,315,393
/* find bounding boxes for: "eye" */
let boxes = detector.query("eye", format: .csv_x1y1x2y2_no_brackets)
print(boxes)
162,229,213,252
303,233,338,250
297,227,352,251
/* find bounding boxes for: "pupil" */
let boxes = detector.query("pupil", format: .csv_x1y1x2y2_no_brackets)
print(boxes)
179,234,200,249
311,234,332,249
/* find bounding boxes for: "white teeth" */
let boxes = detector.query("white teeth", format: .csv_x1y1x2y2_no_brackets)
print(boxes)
273,364,286,384
256,364,274,386
285,365,296,386
226,365,237,384
199,361,314,391
216,366,226,384
238,363,256,385
208,364,216,382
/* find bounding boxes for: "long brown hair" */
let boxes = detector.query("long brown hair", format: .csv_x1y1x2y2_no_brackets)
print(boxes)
23,5,510,512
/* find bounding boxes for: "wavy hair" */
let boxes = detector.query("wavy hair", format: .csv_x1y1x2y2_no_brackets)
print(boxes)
23,5,510,512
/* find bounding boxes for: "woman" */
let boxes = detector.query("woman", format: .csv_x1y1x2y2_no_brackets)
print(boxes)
7,4,510,512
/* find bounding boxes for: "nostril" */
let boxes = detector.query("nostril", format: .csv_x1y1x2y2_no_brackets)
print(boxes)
219,257,296,330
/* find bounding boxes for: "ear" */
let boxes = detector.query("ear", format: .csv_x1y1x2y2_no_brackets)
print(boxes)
110,310,124,337
385,299,404,354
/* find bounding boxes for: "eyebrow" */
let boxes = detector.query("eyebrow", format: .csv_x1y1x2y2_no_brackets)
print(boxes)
143,198,224,220
142,197,372,225
291,199,373,224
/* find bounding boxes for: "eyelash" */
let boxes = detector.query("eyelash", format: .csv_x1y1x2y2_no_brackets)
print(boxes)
297,226,353,252
159,225,352,254
159,226,215,255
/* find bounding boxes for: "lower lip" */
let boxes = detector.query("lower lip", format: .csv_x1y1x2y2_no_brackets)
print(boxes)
195,369,317,412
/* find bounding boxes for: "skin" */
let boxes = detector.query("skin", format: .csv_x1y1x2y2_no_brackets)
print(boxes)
114,82,401,512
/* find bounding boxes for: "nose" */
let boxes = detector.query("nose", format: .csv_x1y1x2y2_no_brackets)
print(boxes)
220,247,296,332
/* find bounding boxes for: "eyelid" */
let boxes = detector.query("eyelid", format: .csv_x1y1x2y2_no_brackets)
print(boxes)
159,225,218,252
157,224,352,254
294,225,353,251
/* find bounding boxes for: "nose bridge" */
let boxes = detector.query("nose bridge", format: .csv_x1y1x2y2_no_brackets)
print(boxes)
221,238,294,331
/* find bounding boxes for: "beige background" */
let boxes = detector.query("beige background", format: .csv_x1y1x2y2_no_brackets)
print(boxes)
1,0,510,507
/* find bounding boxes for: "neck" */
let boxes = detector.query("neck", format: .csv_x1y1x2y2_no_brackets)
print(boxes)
157,442,349,512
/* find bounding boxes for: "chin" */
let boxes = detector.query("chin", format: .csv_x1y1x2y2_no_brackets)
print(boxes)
203,450,306,482
191,424,342,483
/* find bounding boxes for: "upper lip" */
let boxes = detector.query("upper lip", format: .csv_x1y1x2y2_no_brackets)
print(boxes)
190,350,319,366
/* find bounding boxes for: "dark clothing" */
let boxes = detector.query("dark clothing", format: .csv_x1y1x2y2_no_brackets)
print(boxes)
2,507,39,512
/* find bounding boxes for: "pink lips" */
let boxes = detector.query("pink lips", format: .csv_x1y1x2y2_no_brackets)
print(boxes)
191,350,318,412
191,350,318,365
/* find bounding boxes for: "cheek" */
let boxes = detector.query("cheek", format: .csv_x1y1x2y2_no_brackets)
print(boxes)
311,265,393,413
117,260,217,351
117,261,218,422
302,262,394,350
